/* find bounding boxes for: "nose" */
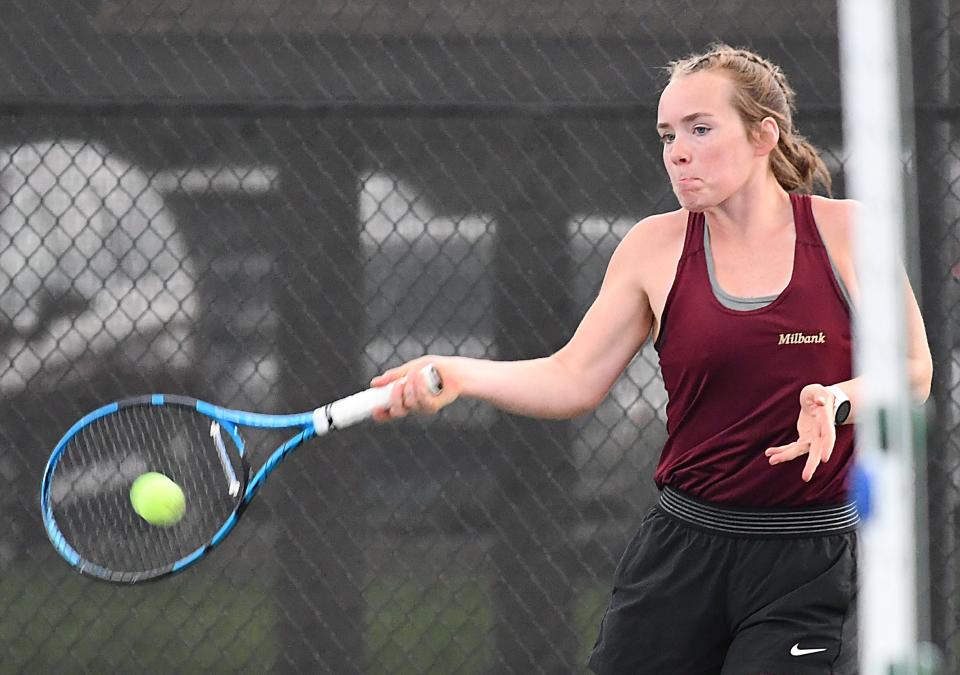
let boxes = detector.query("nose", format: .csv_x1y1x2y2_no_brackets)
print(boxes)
667,137,690,165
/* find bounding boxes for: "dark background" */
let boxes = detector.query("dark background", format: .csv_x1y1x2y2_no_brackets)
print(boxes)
0,2,957,673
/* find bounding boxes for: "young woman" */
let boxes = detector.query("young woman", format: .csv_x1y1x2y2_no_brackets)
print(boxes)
371,44,932,674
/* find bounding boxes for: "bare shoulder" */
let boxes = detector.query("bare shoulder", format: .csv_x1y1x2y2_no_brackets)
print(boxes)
809,195,857,255
616,209,687,264
606,209,687,319
809,195,858,220
809,195,860,300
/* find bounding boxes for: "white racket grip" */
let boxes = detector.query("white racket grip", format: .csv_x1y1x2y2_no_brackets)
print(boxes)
312,364,442,434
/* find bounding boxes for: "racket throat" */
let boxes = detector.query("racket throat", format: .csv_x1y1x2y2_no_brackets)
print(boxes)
210,421,241,497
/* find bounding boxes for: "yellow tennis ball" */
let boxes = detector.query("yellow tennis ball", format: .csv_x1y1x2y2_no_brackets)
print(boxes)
130,472,186,526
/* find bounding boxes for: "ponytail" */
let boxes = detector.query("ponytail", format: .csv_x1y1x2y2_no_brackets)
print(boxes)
772,134,832,195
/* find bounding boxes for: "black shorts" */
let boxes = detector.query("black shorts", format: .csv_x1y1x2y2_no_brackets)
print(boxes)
588,488,859,675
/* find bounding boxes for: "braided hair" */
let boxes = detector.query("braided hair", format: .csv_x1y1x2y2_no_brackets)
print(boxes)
668,44,832,196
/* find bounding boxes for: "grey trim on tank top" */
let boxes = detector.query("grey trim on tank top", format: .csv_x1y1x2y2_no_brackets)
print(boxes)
704,225,854,311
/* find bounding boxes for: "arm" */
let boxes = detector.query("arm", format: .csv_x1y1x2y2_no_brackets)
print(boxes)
817,260,932,422
371,221,657,421
766,197,933,480
900,266,933,403
788,266,931,446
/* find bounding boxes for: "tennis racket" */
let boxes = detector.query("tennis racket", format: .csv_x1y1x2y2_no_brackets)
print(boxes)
40,364,442,583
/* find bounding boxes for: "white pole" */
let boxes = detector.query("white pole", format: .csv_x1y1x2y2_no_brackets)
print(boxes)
837,0,918,672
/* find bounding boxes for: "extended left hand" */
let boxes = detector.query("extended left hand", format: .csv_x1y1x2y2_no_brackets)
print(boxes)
764,383,836,482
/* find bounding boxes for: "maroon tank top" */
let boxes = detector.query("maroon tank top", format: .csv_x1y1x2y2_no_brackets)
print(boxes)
653,193,853,507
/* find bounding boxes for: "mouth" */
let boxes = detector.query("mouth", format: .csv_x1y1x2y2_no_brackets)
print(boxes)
674,177,700,191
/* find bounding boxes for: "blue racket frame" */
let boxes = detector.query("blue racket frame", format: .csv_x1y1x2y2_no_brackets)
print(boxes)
41,394,318,582
41,364,438,582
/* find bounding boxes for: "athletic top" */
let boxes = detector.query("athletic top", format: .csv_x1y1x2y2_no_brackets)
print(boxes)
653,193,854,507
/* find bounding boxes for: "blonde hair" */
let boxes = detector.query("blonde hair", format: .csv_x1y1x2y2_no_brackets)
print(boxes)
668,44,832,196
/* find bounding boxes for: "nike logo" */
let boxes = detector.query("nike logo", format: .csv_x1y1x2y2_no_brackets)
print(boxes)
791,643,827,656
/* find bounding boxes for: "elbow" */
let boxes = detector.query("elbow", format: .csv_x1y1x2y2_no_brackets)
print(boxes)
568,396,603,419
546,353,607,419
910,356,933,405
537,400,596,421
545,388,602,420
570,380,616,418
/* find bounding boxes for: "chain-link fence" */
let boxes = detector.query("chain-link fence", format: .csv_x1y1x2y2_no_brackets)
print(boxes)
0,2,957,673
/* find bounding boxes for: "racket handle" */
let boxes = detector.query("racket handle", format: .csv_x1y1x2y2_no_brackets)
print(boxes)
420,363,443,396
312,364,442,433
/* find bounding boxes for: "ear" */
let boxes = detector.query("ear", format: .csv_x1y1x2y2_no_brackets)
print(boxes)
754,116,780,156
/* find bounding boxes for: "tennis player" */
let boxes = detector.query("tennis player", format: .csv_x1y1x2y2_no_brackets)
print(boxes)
372,44,932,674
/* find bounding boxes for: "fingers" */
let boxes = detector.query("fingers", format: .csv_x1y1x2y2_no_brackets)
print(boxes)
372,360,447,422
765,393,838,482
765,442,806,464
371,407,393,423
800,396,827,482
801,450,821,483
766,440,823,482
370,366,405,388
801,395,837,481
819,398,837,464
385,374,410,420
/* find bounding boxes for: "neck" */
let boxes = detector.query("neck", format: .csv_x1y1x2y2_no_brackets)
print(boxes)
701,172,793,238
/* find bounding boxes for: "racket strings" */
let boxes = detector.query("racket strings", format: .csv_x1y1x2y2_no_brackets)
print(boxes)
48,405,245,579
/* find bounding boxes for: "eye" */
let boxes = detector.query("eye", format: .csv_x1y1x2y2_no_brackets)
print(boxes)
659,132,675,145
693,125,710,136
